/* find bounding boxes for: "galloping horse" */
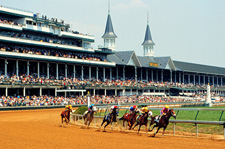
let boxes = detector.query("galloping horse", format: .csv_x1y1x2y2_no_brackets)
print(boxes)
119,111,138,130
61,108,72,127
119,113,129,127
132,111,152,133
83,106,97,127
149,109,176,137
100,108,118,131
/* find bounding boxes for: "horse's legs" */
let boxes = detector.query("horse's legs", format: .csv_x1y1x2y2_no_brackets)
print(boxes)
162,126,167,137
138,124,142,134
154,127,161,136
100,119,106,128
104,121,110,131
132,123,139,130
148,121,154,131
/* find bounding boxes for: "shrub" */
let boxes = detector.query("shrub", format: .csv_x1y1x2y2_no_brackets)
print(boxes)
74,106,88,114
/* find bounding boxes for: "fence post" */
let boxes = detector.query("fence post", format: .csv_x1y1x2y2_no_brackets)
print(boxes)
173,123,175,136
82,116,84,126
78,115,79,124
196,124,198,138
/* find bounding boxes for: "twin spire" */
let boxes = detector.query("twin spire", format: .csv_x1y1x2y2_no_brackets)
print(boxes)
102,1,155,56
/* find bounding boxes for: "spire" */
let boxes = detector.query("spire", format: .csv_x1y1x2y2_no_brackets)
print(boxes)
102,0,117,38
142,13,154,45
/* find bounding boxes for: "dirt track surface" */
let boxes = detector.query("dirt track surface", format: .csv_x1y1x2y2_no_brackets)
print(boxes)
0,109,225,149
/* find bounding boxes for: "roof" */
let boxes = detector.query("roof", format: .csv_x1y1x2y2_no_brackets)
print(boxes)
115,51,134,64
142,24,155,45
137,56,157,68
107,54,126,65
174,61,225,75
102,13,117,38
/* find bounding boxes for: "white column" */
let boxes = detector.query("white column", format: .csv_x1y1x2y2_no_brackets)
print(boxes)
221,77,223,86
96,67,99,80
110,68,112,81
65,64,67,78
199,75,201,85
104,89,107,96
140,68,143,81
161,70,163,82
5,87,8,96
23,87,26,97
156,70,158,82
89,66,91,80
115,89,117,96
4,59,7,77
40,88,42,96
188,74,190,84
27,61,29,76
123,66,125,80
47,63,50,79
208,76,210,85
174,72,177,83
213,76,215,86
130,89,132,95
55,88,57,97
217,77,219,86
151,69,153,82
183,73,185,84
73,65,76,79
81,66,84,80
203,75,206,85
37,62,40,78
135,67,137,82
103,67,105,81
93,89,96,96
56,63,58,80
146,69,148,81
16,60,19,77
193,74,195,85
170,71,172,83
179,72,181,83
116,66,118,80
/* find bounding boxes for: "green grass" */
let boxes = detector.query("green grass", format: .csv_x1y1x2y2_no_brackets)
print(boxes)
95,106,225,135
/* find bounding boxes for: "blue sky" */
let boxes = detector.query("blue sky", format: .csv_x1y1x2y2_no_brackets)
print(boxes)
1,0,225,67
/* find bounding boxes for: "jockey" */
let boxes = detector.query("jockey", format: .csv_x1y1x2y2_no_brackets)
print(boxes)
88,104,94,113
161,105,169,115
110,105,118,114
65,105,73,111
156,105,169,123
129,106,135,114
140,107,149,115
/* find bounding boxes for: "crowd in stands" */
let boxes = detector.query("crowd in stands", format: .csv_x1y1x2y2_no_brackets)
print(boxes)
0,44,108,62
0,30,81,47
0,18,22,27
2,94,223,107
0,74,223,89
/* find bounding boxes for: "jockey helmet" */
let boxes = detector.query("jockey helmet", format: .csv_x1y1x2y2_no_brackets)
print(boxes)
114,105,118,109
133,105,137,109
68,105,72,109
144,107,148,112
130,107,134,110
91,104,94,107
165,105,169,109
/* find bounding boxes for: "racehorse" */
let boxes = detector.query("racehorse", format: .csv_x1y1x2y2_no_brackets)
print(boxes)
83,106,97,127
132,111,152,133
100,108,119,131
149,109,176,137
119,113,129,127
119,111,138,130
61,108,72,127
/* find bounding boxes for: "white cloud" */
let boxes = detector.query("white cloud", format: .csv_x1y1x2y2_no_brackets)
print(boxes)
115,0,147,10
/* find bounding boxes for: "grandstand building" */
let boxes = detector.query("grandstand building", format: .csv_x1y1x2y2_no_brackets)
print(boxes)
0,5,225,97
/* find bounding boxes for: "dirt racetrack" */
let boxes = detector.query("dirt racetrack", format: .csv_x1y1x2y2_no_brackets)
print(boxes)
0,109,225,149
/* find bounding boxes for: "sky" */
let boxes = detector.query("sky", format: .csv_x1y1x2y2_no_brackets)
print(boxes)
1,0,225,67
